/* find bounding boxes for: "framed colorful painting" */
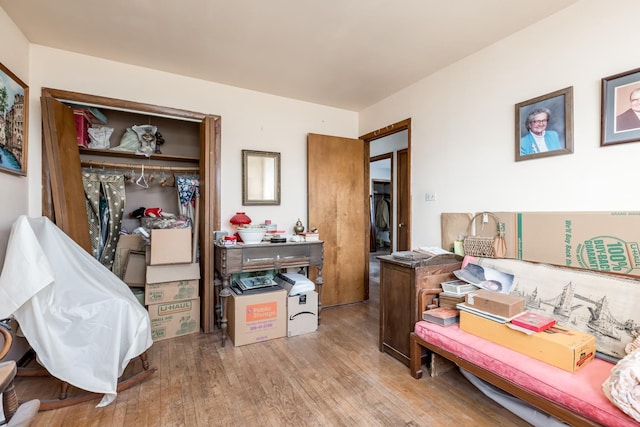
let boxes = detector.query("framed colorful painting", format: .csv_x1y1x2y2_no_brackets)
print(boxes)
0,62,29,176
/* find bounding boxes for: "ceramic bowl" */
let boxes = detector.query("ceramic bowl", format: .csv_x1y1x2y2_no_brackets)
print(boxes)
238,227,267,244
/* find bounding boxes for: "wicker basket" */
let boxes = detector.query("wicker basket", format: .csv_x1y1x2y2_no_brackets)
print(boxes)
462,212,504,258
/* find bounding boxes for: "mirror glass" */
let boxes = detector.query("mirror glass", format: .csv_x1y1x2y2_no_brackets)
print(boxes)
242,150,281,205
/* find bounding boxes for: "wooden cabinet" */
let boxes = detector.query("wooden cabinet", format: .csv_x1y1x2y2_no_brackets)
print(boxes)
378,254,461,366
40,88,220,333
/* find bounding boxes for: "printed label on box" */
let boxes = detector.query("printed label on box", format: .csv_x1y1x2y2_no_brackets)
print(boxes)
246,302,278,322
516,212,640,275
245,318,279,335
156,300,193,316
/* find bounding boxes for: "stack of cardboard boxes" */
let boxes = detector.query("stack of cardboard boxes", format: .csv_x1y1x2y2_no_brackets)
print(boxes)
120,227,201,342
227,272,318,346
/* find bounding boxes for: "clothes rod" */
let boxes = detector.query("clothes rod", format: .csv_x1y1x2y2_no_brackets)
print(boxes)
80,160,200,173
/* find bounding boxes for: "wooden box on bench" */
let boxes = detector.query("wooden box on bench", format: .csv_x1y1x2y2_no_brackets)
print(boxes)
460,311,596,372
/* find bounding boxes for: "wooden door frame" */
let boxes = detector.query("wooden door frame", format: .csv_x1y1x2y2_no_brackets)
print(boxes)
361,118,411,251
40,87,221,334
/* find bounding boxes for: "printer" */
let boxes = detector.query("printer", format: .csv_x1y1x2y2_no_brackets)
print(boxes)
275,273,318,336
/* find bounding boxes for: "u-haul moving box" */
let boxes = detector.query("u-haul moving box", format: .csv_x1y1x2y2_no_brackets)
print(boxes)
148,297,200,342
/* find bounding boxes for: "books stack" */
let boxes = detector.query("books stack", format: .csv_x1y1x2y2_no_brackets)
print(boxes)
510,312,556,332
422,307,460,327
301,232,319,242
438,292,466,309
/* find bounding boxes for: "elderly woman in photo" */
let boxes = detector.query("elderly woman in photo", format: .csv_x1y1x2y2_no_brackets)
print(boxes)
520,107,563,155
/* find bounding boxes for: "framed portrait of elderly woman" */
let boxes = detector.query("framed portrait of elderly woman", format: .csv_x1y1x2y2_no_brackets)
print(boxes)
601,67,640,146
515,86,573,162
0,62,29,176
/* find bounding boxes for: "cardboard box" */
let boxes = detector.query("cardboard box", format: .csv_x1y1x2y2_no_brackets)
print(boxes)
460,310,596,372
149,228,192,265
113,234,146,279
228,289,286,346
146,262,200,284
122,251,146,287
145,279,199,305
148,297,200,342
464,289,525,318
287,291,318,337
73,110,90,147
516,211,640,276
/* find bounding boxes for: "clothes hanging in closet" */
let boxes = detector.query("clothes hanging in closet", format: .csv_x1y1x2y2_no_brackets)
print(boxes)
82,170,126,269
375,198,390,230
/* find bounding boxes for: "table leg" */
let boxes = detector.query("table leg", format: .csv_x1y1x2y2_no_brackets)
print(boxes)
219,273,231,347
315,265,323,324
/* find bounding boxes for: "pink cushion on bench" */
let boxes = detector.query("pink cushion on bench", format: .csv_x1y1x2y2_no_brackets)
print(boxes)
415,320,636,427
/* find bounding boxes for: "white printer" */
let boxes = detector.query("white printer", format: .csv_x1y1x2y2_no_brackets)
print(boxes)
275,273,318,336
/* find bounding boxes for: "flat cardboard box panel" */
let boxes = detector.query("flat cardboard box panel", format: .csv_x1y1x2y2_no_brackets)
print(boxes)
464,289,525,318
460,310,595,372
150,228,192,265
442,211,640,276
228,289,286,346
145,279,199,305
122,251,146,287
287,291,318,337
148,297,200,342
113,234,146,279
516,211,640,276
146,262,200,284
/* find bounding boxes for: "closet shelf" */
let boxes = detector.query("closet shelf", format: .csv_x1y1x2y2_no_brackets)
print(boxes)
80,160,199,173
79,147,199,163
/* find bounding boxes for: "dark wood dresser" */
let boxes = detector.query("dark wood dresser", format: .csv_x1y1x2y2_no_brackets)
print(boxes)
378,253,461,366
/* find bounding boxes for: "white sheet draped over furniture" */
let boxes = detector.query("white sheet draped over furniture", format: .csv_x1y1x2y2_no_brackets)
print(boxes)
0,215,153,407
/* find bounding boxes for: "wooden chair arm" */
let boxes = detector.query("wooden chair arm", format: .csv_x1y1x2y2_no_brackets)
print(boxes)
0,322,12,360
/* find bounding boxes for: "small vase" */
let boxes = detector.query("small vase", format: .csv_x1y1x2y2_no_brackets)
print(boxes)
293,218,305,235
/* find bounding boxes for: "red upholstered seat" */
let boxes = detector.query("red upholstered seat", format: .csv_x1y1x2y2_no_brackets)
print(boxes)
414,320,636,427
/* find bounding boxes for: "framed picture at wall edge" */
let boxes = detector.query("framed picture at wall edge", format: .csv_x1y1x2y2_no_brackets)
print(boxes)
601,67,640,146
515,86,573,162
0,62,29,176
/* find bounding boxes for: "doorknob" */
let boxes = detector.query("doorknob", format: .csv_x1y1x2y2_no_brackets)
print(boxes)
398,223,405,228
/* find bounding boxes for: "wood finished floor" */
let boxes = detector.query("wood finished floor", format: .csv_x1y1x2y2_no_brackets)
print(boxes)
17,253,531,426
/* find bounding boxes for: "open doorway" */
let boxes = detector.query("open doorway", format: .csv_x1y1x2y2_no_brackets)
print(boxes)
362,119,411,254
370,155,392,254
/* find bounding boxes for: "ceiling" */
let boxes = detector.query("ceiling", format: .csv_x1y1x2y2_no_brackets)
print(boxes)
1,0,578,111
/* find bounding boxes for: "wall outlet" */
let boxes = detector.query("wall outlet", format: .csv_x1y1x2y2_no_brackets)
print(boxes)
425,192,438,201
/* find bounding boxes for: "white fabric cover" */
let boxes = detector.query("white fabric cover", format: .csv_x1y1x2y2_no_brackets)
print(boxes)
603,348,640,422
0,215,153,406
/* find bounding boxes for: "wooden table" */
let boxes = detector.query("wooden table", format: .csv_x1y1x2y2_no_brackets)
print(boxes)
214,241,324,346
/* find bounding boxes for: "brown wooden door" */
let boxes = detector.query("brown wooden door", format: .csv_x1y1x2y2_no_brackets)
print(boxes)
41,96,92,252
308,133,369,306
397,148,410,251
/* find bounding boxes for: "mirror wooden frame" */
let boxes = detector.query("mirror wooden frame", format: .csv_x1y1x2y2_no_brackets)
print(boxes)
242,150,281,205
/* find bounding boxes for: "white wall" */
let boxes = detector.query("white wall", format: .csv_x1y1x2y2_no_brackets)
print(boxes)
24,46,358,242
359,0,640,249
0,8,30,264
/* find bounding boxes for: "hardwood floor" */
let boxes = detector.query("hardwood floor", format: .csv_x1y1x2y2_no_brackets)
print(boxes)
17,255,531,426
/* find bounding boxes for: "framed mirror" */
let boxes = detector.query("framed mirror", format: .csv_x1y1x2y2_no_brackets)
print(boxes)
242,150,281,205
